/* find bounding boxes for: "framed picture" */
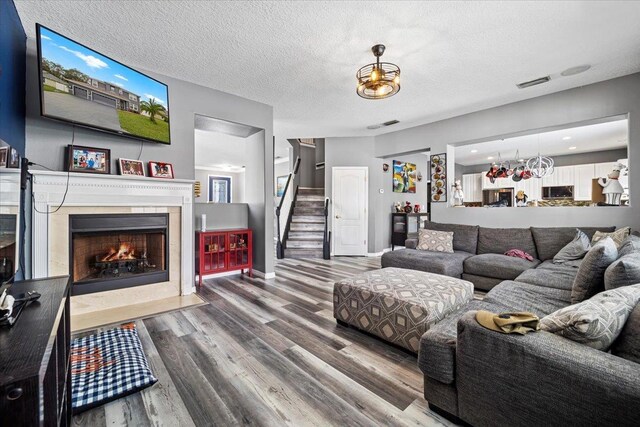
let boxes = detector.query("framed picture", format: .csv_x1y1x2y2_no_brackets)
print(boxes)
7,148,20,168
430,153,447,202
209,175,231,203
148,161,174,179
118,158,146,176
65,145,110,174
276,175,288,197
0,147,8,168
393,160,417,193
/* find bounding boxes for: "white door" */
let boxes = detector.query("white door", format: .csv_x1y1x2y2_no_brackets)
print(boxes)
332,167,368,256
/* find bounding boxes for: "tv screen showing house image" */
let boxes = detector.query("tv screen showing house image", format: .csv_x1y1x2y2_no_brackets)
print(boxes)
36,25,170,144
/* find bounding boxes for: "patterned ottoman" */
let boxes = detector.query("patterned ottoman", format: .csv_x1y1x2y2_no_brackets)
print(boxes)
333,267,474,352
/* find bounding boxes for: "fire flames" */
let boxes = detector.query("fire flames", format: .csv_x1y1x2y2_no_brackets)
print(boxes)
101,242,137,262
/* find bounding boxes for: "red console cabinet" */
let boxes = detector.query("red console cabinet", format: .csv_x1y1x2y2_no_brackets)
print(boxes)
196,229,252,286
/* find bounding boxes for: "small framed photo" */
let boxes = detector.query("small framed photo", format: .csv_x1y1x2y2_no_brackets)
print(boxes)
65,145,111,174
148,161,174,179
0,147,8,167
7,148,20,168
118,158,146,176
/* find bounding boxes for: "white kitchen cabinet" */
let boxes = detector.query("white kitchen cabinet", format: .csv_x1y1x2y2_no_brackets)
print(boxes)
594,162,616,180
524,178,541,202
482,175,500,190
555,166,575,186
462,173,483,202
574,164,595,201
540,169,557,187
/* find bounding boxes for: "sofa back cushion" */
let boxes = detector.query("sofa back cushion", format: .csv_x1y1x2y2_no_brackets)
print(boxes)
619,234,640,257
604,252,640,290
424,222,479,254
531,226,616,261
611,303,640,363
571,238,618,304
477,227,538,259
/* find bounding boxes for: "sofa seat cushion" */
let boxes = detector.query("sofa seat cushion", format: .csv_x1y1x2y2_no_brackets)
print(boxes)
531,226,616,261
463,253,540,280
424,222,479,254
484,281,571,315
418,299,511,384
381,249,472,278
333,268,474,352
461,273,503,292
477,227,538,259
515,261,578,290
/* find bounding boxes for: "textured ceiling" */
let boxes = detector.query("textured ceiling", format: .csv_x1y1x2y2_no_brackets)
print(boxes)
14,1,640,139
455,119,628,166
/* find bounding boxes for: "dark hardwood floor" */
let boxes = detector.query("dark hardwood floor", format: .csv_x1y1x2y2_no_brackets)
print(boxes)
72,256,455,426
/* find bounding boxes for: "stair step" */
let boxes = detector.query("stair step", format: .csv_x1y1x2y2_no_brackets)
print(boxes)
297,195,325,202
295,200,324,208
290,223,325,232
288,231,324,240
298,188,324,196
286,240,323,249
291,215,325,223
285,248,324,258
294,208,325,215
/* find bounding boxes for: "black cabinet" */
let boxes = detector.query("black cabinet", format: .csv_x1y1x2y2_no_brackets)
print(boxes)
0,276,71,426
391,213,429,250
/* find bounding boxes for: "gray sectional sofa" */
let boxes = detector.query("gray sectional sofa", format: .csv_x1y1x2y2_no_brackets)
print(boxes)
381,223,640,426
381,222,615,291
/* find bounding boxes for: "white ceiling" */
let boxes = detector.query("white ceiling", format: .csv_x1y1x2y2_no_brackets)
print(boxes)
194,130,262,172
455,119,628,166
15,1,640,139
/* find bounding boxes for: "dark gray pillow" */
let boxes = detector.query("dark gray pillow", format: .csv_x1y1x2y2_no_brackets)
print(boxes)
553,229,591,264
605,252,640,290
611,303,640,363
618,235,640,257
571,237,618,304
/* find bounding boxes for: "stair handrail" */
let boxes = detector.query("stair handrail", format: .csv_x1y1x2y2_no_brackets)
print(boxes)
276,156,301,259
323,197,331,260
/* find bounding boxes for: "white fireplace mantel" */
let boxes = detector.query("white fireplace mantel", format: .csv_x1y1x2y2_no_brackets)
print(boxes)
30,170,195,295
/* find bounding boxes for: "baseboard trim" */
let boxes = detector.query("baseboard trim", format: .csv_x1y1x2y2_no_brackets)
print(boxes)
253,270,276,279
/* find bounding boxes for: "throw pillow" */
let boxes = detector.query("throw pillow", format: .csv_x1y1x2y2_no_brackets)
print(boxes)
571,237,618,304
604,252,640,290
591,227,630,248
610,303,640,363
618,234,640,257
416,229,454,253
540,284,640,351
553,229,591,264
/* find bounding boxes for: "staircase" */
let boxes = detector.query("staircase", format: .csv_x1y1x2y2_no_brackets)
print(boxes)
284,188,326,258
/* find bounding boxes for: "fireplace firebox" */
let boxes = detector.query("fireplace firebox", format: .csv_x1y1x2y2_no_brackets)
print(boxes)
69,213,169,295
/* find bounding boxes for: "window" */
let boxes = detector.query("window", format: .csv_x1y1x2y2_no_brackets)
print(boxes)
119,89,123,95
129,93,137,101
91,79,98,87
110,86,115,91
208,176,232,203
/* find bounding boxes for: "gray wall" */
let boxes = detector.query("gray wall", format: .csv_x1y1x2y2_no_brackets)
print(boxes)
375,73,640,232
24,38,275,274
194,203,249,230
325,137,389,253
459,148,628,175
194,169,245,204
314,138,325,188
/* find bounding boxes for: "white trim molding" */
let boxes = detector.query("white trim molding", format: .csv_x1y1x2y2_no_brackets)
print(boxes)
30,170,195,295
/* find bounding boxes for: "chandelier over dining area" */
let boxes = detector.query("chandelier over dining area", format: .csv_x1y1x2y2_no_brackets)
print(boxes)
356,44,401,100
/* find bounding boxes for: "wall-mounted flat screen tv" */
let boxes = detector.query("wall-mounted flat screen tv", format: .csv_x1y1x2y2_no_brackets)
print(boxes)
36,24,170,144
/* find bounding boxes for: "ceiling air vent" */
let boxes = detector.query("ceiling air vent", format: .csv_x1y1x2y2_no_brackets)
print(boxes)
382,119,400,126
516,76,551,89
367,120,399,130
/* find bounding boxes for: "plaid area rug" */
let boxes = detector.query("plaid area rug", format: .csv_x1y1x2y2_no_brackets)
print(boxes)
71,323,157,414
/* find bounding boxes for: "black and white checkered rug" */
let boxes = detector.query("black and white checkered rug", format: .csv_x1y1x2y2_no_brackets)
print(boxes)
71,323,157,414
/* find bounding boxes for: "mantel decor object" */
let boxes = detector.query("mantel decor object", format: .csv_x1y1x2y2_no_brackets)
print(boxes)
65,145,111,174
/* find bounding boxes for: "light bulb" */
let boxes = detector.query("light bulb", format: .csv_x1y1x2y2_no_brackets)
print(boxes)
371,69,378,81
393,75,400,85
